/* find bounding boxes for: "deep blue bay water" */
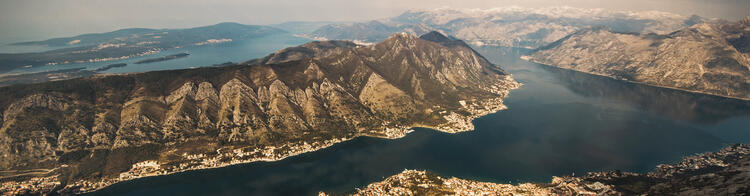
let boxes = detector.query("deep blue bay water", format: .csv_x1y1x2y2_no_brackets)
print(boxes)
86,46,750,195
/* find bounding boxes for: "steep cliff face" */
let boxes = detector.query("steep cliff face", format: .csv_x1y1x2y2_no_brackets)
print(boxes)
526,17,750,100
0,32,519,194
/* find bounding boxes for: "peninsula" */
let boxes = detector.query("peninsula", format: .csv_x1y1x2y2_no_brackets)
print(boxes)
0,32,519,194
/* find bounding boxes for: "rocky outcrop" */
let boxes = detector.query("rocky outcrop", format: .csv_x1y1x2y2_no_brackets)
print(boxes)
526,17,750,100
325,144,750,196
0,32,519,194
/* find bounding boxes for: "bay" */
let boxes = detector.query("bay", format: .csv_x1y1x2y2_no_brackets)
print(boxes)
87,46,750,195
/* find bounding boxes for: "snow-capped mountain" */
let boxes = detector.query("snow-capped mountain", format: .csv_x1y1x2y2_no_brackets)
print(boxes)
310,6,716,49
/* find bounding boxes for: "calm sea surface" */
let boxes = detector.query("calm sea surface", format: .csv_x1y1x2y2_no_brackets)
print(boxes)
83,45,750,195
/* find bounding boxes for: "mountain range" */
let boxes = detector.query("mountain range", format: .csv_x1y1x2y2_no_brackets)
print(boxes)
308,6,713,48
1,6,748,195
525,16,750,100
0,32,519,194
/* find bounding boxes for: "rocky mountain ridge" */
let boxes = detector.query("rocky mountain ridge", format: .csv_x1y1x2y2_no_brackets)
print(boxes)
308,6,714,49
0,32,520,194
246,40,361,65
526,16,750,100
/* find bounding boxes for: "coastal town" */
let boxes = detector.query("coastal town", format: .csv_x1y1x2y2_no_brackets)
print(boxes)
0,33,521,194
323,144,750,195
0,79,519,195
64,136,353,194
319,169,616,195
435,78,521,133
0,74,523,195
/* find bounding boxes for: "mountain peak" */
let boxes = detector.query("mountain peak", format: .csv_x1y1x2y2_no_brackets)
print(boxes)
386,32,416,40
417,31,473,49
247,40,358,65
418,31,453,43
380,32,420,46
214,22,243,26
0,29,520,194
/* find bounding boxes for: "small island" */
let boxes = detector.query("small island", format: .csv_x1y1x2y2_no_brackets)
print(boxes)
134,53,189,64
93,63,127,72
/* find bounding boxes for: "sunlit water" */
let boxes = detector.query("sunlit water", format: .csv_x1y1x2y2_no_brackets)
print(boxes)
86,46,750,195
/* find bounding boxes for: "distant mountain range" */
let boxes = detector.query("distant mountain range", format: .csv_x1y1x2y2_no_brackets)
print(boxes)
269,21,337,34
309,20,433,43
526,16,750,100
308,6,715,48
0,32,519,194
0,22,285,73
14,22,282,48
246,40,359,65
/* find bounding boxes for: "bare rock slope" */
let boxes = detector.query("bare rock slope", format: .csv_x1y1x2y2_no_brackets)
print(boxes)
0,32,519,194
526,16,750,100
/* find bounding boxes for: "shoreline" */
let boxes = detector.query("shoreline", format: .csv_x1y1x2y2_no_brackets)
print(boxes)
2,76,521,195
521,56,750,102
324,144,750,195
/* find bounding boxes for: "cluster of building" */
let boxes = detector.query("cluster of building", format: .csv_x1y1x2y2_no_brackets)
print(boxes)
58,48,162,65
194,38,233,46
62,136,354,194
66,160,167,193
435,78,521,134
3,78,522,195
439,111,476,133
341,145,750,196
438,96,508,133
1,175,60,195
379,127,414,139
650,144,750,178
323,170,615,196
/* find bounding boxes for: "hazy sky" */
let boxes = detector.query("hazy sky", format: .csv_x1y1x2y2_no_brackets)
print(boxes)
1,0,748,42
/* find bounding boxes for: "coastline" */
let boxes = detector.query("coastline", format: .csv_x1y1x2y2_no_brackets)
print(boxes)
324,144,750,195
521,56,750,102
2,76,521,195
